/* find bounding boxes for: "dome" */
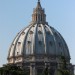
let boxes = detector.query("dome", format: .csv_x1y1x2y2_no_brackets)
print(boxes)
7,1,70,64
8,23,70,58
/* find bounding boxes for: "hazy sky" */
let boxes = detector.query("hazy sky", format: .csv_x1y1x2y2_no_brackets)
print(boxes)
0,0,75,67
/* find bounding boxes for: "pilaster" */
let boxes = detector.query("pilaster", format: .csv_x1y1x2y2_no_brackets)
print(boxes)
30,63,36,75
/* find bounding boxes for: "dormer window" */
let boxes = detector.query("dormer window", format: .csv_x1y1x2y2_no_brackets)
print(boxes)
49,41,53,46
39,41,42,45
38,30,42,34
18,42,21,47
22,32,25,35
12,44,14,45
28,41,31,44
17,52,19,55
39,25,41,27
18,42,21,45
29,31,33,34
33,25,35,27
59,42,62,48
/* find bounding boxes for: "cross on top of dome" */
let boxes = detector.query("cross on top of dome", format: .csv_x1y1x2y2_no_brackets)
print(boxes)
37,0,42,8
38,0,40,2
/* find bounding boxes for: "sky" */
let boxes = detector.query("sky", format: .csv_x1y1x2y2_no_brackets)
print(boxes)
0,0,75,67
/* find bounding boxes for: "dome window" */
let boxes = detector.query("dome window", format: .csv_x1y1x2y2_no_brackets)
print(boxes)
17,52,19,55
12,44,14,45
18,42,21,45
49,41,53,46
39,25,41,27
38,30,42,34
29,31,33,34
22,32,25,35
39,41,42,45
28,41,31,44
33,25,35,27
59,42,62,48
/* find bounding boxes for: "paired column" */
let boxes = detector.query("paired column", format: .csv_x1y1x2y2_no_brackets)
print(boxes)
30,63,36,75
45,62,50,75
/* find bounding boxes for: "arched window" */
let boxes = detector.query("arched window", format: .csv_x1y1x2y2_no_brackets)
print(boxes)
58,42,62,48
39,41,42,45
38,30,42,34
49,41,53,46
29,31,33,34
22,32,25,35
17,52,19,55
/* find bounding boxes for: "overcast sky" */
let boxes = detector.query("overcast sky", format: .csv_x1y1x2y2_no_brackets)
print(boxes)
0,0,75,67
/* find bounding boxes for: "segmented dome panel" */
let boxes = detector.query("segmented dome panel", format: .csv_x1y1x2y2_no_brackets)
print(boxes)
8,23,70,60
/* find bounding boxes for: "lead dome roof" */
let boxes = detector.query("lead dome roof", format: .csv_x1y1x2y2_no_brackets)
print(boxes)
8,1,70,60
